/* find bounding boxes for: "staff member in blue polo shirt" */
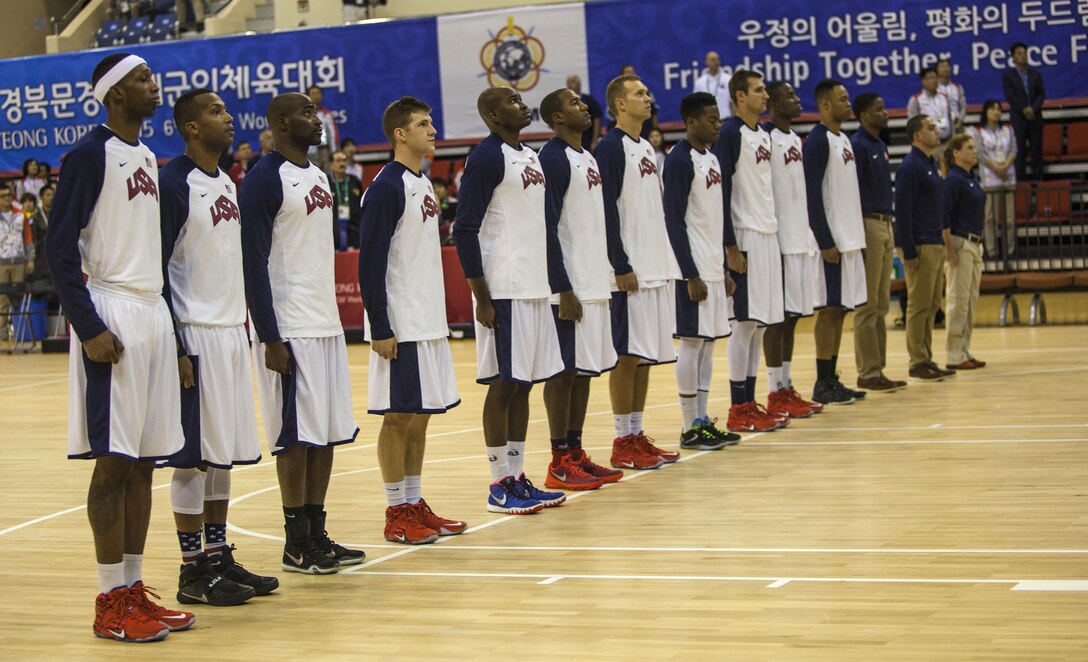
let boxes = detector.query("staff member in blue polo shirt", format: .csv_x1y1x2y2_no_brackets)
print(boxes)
895,115,955,382
941,133,988,372
851,93,906,393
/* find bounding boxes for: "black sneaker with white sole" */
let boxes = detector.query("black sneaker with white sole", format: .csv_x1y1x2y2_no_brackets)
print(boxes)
700,416,742,445
310,510,366,566
176,555,255,606
208,545,279,596
813,378,855,405
283,517,341,574
679,423,729,451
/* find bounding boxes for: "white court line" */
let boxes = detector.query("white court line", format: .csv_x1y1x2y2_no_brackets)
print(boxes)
755,437,1088,447
342,569,1088,592
0,377,66,393
326,544,1088,555
775,423,1087,432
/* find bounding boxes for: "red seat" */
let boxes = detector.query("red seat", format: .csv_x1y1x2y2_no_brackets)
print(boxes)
1063,122,1088,160
429,158,452,182
1014,182,1034,224
1031,181,1072,223
361,163,383,188
1042,123,1063,160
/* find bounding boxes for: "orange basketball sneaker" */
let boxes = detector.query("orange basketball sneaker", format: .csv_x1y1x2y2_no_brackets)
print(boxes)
384,503,439,545
569,448,623,483
93,586,170,643
610,435,665,470
544,453,604,491
412,499,467,536
128,581,195,632
632,432,681,463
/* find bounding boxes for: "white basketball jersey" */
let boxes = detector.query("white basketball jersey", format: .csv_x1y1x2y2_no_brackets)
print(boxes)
822,129,866,252
766,125,819,255
727,120,777,236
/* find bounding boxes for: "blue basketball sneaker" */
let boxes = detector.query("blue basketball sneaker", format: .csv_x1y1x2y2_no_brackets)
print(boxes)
515,473,566,508
487,476,544,515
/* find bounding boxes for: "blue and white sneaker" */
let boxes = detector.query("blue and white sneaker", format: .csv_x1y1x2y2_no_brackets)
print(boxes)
515,473,567,508
487,476,544,514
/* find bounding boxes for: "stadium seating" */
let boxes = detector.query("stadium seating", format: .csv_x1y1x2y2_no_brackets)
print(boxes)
95,19,124,48
1042,123,1064,161
121,15,151,44
1063,122,1088,161
148,12,178,41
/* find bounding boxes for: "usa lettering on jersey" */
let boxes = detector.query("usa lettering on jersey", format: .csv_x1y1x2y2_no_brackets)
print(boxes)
755,144,772,164
127,168,158,200
706,167,722,189
521,164,545,189
586,166,602,189
638,155,657,177
420,194,438,221
842,144,856,165
211,195,239,226
305,185,334,214
783,145,803,165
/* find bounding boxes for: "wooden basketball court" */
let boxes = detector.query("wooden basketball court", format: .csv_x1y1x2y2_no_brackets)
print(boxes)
1,321,1086,659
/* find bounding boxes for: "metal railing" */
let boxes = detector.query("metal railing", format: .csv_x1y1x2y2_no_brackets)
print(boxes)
983,182,1088,274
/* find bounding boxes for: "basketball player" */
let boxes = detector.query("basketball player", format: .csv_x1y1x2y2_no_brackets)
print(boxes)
452,87,567,514
761,81,826,419
713,70,787,433
595,74,683,468
241,93,363,573
661,92,740,449
803,80,869,405
160,89,278,604
359,96,466,544
537,87,625,490
48,53,193,642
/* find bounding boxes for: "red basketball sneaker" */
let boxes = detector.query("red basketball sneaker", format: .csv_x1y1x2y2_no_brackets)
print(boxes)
569,448,623,483
753,401,789,429
128,582,195,632
727,402,779,432
610,435,665,470
544,453,604,491
93,586,169,642
786,386,823,413
633,432,680,463
767,389,816,419
412,499,467,536
385,503,439,545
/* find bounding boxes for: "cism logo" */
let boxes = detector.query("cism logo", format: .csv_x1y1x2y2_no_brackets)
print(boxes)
210,195,239,226
842,146,856,165
705,168,722,189
784,146,803,165
586,167,602,189
755,144,772,164
521,165,545,189
126,168,158,201
305,185,334,215
638,156,657,177
420,194,439,221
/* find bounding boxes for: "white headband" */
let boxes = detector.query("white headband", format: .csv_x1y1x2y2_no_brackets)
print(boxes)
93,55,148,104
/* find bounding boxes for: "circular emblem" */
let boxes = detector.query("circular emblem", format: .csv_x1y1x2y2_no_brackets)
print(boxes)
479,17,546,92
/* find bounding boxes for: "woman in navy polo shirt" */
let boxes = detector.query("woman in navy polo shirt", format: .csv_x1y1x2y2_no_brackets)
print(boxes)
941,133,988,371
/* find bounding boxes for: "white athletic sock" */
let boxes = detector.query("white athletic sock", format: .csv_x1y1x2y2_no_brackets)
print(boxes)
767,365,784,393
695,390,709,420
782,360,793,387
728,322,756,383
384,481,406,507
123,553,142,587
679,395,698,430
697,341,714,419
630,411,644,435
488,444,509,482
507,441,526,477
404,474,421,504
97,561,126,594
613,413,631,438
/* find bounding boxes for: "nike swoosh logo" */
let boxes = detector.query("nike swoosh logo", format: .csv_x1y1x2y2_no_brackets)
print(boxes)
411,192,418,197
494,493,507,505
119,162,128,167
620,461,635,468
291,181,301,187
200,192,208,197
286,551,304,565
552,472,567,481
107,628,125,638
393,533,406,542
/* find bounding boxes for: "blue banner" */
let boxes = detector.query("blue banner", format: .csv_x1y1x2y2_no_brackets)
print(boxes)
585,0,1088,122
1,0,1086,171
0,17,440,170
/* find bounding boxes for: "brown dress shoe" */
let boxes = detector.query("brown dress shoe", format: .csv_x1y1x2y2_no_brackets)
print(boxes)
857,376,897,391
879,375,907,390
909,364,944,381
928,362,956,378
971,358,986,368
946,360,980,370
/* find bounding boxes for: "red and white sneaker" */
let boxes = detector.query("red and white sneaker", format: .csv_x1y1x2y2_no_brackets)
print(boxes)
128,582,195,632
412,499,467,536
633,432,680,463
93,586,169,642
753,402,789,429
727,402,779,432
767,389,815,419
610,435,665,470
569,448,623,484
785,386,823,413
544,453,604,491
385,503,439,545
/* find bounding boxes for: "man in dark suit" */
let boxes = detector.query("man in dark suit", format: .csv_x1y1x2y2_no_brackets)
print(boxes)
1001,42,1046,181
329,150,363,249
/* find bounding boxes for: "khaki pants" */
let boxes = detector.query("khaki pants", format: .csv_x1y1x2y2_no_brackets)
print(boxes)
904,244,944,368
983,187,1016,257
944,237,982,365
0,263,27,337
853,217,894,379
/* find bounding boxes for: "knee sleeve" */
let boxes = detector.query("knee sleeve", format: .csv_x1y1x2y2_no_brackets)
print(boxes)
697,340,714,391
204,466,232,502
170,468,205,515
675,338,702,395
728,322,756,382
748,327,765,376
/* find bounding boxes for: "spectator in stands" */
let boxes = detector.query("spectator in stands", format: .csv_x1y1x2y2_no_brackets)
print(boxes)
329,150,363,250
1001,42,1046,181
431,176,457,245
258,128,275,157
17,159,48,200
972,99,1017,258
176,0,205,32
648,127,667,181
608,64,658,138
895,115,954,382
907,68,953,149
936,59,967,134
339,138,364,181
0,181,34,341
566,74,602,151
941,133,987,372
307,85,339,173
27,184,53,285
228,140,252,189
693,50,731,119
19,193,37,221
